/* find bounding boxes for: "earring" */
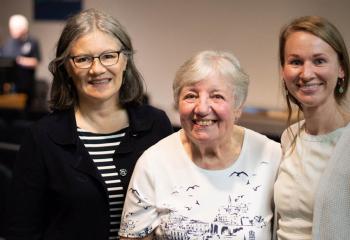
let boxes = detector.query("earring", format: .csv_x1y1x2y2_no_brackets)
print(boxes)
338,78,345,94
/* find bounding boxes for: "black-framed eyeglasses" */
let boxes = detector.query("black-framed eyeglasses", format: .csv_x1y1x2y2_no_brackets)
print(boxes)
70,50,124,69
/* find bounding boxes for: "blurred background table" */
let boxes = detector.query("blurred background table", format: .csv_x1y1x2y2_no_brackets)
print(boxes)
237,107,299,142
0,93,27,110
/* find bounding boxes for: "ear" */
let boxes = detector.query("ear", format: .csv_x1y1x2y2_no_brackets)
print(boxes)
234,107,243,122
281,67,287,83
64,61,73,78
121,53,128,72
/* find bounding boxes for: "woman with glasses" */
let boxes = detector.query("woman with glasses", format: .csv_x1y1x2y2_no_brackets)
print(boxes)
5,8,173,240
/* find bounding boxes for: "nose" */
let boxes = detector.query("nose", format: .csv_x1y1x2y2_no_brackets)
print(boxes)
89,58,106,75
300,62,315,81
194,96,211,116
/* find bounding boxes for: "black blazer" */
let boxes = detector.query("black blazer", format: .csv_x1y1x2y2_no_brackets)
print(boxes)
5,105,173,240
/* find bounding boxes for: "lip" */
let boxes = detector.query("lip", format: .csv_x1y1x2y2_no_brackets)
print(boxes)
88,78,111,85
297,82,323,93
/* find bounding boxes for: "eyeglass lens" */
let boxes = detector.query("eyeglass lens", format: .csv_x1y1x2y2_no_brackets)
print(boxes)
72,51,120,68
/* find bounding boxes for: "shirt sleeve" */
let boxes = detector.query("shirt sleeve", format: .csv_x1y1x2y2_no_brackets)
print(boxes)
31,39,41,61
119,150,159,238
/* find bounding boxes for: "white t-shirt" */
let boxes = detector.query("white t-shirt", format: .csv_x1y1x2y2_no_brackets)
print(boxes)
274,123,344,240
119,128,281,240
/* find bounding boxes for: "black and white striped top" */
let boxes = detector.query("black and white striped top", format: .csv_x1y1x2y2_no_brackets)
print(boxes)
78,127,128,240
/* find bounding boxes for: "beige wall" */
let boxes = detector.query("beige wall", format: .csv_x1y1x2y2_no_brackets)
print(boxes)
1,0,350,119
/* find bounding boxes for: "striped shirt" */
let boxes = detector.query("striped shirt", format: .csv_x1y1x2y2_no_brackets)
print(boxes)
78,127,128,240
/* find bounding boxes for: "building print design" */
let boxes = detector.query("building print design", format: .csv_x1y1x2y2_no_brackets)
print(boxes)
122,165,270,239
158,194,265,240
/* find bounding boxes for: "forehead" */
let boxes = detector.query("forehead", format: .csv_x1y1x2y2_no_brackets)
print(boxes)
182,73,233,92
285,31,336,56
70,30,122,54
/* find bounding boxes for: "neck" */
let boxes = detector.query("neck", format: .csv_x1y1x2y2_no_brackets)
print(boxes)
303,104,349,135
75,101,128,133
181,125,244,170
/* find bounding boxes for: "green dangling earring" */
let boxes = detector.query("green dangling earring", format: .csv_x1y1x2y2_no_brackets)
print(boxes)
338,78,345,94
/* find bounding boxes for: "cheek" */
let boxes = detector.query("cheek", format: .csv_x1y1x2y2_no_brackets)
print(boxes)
65,61,75,77
178,102,193,119
66,64,84,84
213,104,234,120
329,65,343,79
70,72,84,86
282,67,295,81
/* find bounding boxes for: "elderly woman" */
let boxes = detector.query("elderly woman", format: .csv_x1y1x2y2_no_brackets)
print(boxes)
119,50,281,240
4,9,173,240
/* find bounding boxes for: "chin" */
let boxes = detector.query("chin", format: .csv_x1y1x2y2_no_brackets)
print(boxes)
192,134,218,144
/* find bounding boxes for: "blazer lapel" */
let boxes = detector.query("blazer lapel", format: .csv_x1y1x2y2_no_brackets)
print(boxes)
47,109,106,189
116,105,154,154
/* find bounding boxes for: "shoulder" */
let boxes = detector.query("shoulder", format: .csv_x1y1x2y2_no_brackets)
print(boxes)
143,131,179,155
344,121,350,133
243,128,282,161
280,120,303,152
32,109,72,130
244,128,280,149
130,132,181,179
136,132,180,163
242,128,282,169
25,109,76,144
134,104,169,117
332,121,350,152
127,104,173,134
127,104,169,121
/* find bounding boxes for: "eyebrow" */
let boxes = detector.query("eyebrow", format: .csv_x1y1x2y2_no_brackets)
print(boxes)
71,49,120,56
287,52,327,57
312,53,328,58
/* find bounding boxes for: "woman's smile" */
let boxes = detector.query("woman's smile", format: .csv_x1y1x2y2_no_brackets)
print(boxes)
192,119,217,126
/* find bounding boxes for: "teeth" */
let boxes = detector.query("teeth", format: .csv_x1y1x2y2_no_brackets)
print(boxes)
90,79,109,84
298,83,321,87
195,120,214,126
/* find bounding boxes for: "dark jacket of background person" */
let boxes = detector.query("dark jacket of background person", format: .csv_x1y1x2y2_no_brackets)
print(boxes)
1,36,41,91
4,104,173,240
0,14,41,109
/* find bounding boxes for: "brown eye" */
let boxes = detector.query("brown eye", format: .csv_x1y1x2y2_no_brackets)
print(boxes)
74,55,92,63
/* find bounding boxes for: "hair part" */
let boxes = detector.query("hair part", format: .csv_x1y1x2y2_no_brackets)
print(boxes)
173,50,249,110
49,8,145,111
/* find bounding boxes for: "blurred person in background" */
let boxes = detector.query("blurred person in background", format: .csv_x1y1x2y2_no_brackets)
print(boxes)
1,14,41,109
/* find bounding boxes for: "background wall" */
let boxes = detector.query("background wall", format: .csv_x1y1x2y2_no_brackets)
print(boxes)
1,0,350,121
